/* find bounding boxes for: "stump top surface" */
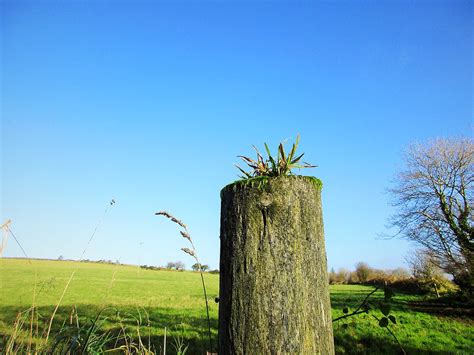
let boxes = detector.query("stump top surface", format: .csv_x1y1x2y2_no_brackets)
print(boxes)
221,175,322,197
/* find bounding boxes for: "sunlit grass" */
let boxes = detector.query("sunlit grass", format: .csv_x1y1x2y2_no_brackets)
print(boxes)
1,258,472,354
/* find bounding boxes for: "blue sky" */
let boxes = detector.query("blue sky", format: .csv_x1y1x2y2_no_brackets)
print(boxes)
1,0,472,271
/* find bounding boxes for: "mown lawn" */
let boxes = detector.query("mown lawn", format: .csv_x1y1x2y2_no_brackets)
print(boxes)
0,258,472,354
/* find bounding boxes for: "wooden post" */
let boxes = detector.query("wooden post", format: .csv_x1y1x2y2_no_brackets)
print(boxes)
218,176,334,354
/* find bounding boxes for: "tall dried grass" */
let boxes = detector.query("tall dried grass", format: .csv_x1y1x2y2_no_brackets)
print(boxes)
155,211,213,353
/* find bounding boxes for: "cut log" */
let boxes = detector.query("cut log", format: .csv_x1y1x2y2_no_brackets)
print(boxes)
219,175,334,354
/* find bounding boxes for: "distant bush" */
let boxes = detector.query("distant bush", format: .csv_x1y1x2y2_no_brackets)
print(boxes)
78,259,121,265
386,277,458,295
355,262,371,283
140,265,164,271
166,261,186,271
329,259,457,297
192,263,210,272
406,249,458,297
329,268,351,284
330,263,412,286
385,278,424,294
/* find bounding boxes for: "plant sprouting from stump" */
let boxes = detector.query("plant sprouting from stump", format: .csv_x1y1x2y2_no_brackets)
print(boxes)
235,134,316,178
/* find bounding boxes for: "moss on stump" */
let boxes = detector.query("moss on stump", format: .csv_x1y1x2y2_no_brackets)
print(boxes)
218,175,334,354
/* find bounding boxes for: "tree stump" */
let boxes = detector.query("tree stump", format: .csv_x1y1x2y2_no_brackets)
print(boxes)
218,176,334,354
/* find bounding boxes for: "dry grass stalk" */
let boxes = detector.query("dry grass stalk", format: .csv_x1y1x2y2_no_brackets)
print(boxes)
44,199,116,344
155,211,188,230
45,270,76,342
155,210,213,352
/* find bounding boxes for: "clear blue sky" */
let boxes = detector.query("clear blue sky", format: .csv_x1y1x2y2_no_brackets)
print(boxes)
1,0,472,271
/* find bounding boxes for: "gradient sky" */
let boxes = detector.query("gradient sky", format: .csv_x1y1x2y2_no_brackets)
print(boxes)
1,0,472,271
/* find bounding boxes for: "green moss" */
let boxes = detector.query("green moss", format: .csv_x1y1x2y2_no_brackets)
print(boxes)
304,176,324,190
221,175,323,198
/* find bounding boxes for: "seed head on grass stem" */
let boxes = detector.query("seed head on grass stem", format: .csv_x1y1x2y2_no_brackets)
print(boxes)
155,211,188,230
181,248,196,258
155,210,213,352
180,230,192,243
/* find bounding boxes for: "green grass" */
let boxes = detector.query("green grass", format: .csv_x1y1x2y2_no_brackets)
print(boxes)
330,285,473,354
1,258,472,354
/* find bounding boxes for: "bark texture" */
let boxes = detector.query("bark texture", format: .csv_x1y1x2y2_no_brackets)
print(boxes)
219,176,334,354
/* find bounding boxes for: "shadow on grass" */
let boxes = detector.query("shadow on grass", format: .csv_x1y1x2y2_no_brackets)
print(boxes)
407,299,474,322
2,298,470,354
330,287,410,313
0,304,217,353
334,331,451,355
332,286,474,323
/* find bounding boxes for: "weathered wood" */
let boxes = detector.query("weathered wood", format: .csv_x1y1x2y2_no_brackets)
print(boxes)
219,176,334,354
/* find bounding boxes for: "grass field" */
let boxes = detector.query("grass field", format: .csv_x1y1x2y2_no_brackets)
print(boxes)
0,258,472,354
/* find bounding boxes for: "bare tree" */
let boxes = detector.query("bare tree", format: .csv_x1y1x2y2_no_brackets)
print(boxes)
389,138,473,294
406,249,445,298
175,261,185,271
355,262,372,283
336,268,351,284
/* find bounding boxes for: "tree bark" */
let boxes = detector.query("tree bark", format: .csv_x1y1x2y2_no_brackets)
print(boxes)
218,176,334,354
